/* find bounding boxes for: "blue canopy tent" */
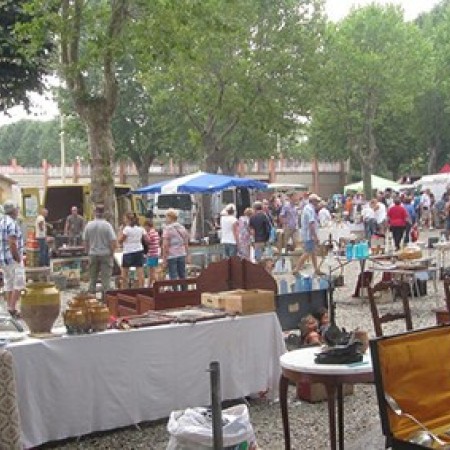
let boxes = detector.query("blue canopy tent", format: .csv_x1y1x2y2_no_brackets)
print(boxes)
134,171,267,240
134,171,267,194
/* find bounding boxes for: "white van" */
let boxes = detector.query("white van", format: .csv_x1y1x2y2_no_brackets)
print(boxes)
151,193,196,231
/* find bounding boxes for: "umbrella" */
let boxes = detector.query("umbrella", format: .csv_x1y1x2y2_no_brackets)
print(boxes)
134,171,267,194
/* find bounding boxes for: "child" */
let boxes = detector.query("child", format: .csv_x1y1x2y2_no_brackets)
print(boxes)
299,314,321,345
314,307,330,337
144,219,160,287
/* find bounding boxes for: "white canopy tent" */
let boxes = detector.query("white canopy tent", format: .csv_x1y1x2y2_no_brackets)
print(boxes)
414,173,450,200
344,175,403,193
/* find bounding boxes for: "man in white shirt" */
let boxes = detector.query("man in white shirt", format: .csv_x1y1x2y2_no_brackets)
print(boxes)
373,200,387,235
362,200,377,239
420,189,432,230
220,204,238,258
35,208,50,266
317,202,332,227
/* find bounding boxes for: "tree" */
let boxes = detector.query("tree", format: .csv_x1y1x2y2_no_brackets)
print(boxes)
112,58,196,187
308,5,432,198
21,0,131,220
0,0,52,112
0,119,88,166
135,0,325,173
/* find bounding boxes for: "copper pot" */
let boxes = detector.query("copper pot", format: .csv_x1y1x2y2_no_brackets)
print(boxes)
89,304,110,332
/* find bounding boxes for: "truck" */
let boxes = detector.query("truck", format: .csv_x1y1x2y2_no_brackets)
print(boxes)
21,183,147,234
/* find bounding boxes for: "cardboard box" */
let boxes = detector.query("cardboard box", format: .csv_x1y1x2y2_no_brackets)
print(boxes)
221,289,275,315
296,381,354,403
371,325,450,449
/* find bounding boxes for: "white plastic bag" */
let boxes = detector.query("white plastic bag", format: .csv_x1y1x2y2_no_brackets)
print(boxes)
166,404,257,450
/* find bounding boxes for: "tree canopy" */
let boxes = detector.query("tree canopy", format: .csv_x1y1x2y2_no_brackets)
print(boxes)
0,0,52,112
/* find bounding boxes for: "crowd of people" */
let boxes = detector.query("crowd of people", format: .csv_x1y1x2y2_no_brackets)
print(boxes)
218,191,327,276
2,183,449,317
340,187,450,250
0,200,192,310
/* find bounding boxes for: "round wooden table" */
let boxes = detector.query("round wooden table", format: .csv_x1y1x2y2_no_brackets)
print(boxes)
279,346,374,450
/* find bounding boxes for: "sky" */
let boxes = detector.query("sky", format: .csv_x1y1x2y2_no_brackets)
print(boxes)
0,0,443,126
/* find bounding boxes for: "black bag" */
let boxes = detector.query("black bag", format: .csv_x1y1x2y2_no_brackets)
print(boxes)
314,341,363,365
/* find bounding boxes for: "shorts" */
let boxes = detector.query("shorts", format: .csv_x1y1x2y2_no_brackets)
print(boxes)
146,256,159,268
303,240,316,254
122,251,144,268
2,263,26,292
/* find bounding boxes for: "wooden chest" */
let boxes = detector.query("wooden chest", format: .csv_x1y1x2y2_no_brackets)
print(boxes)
371,325,450,449
202,289,275,315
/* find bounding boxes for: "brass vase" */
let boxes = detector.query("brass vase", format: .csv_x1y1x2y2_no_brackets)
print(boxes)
21,282,60,335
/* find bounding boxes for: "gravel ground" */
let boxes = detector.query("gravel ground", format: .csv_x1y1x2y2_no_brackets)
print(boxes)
15,230,445,449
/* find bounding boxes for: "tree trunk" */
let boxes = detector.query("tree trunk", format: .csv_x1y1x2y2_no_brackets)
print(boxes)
427,145,438,175
361,161,373,200
136,159,151,188
85,112,116,224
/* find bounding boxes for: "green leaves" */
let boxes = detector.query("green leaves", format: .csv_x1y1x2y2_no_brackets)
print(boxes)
309,4,432,195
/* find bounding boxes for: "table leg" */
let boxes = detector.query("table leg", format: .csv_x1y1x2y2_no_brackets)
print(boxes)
279,375,291,450
325,382,337,450
337,384,344,450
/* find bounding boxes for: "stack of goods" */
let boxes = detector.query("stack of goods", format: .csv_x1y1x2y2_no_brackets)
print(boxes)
397,245,422,261
114,307,230,330
25,232,40,267
63,291,110,334
201,289,275,315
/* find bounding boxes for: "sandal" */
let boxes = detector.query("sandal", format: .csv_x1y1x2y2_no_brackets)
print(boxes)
8,310,22,320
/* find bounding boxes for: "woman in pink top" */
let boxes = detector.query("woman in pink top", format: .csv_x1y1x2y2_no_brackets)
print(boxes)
144,219,160,287
162,209,189,281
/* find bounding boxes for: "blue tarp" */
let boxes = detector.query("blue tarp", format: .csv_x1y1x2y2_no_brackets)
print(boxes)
134,171,267,194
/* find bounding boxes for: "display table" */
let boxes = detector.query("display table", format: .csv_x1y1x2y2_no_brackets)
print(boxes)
8,313,285,449
280,346,373,450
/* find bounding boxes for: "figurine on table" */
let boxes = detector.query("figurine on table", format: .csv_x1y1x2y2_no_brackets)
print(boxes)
314,307,330,337
299,314,322,345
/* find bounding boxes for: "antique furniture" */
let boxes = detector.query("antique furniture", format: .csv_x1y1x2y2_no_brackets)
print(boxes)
367,281,413,337
105,278,200,317
370,325,450,449
280,346,373,450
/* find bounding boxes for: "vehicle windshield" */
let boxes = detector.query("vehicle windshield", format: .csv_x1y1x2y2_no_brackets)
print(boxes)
157,194,192,210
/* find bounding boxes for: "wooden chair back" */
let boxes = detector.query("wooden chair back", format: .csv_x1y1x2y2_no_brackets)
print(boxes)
367,280,413,337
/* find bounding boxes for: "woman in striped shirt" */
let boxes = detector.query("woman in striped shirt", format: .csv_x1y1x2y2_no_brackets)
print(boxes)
144,219,160,287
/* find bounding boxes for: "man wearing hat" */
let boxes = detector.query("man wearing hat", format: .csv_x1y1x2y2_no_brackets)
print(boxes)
279,190,300,253
83,204,117,296
0,200,25,318
294,193,323,275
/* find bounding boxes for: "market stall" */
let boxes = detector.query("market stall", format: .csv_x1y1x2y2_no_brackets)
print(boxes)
8,313,284,449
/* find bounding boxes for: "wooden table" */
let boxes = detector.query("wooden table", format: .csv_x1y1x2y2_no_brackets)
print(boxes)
280,347,373,450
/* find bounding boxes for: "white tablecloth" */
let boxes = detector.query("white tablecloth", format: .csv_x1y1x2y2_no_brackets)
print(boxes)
8,313,285,449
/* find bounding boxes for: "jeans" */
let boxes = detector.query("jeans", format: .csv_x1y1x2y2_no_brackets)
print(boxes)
364,219,377,240
254,242,266,261
37,238,50,266
88,254,113,295
167,256,186,280
223,243,237,258
404,222,412,245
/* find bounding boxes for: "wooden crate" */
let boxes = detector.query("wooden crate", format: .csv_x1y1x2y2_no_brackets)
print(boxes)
221,289,275,315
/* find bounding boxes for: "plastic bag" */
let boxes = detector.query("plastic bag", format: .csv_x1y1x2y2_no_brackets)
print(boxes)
166,404,257,450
